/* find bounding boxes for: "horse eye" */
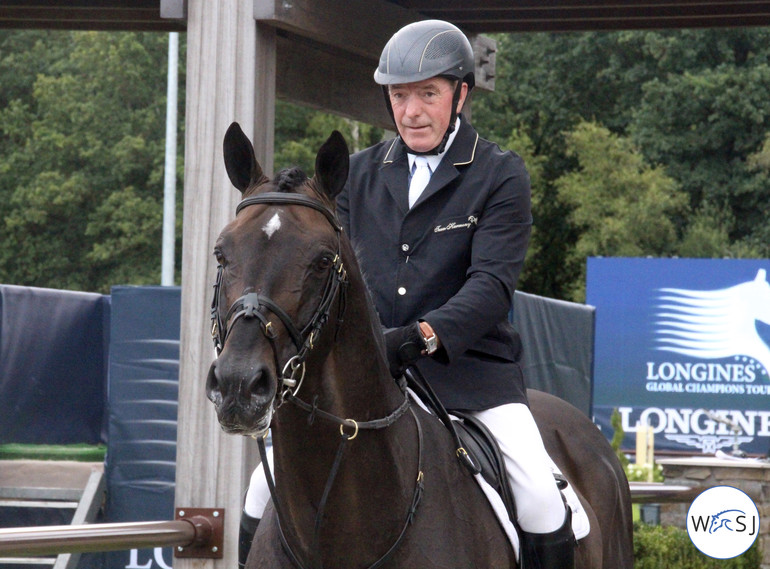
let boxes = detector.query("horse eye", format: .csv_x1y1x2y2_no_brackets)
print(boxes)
315,255,333,272
214,250,225,266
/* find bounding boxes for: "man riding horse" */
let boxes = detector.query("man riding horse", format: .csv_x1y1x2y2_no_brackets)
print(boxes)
241,19,575,569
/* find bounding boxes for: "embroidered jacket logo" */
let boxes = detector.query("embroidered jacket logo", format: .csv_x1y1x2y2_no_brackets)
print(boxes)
434,216,478,233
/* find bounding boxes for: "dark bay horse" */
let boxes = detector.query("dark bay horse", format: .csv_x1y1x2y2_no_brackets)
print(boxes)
206,122,633,569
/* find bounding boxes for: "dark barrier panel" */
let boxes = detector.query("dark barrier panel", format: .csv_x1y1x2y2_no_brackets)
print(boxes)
512,291,595,417
105,286,180,569
0,285,108,444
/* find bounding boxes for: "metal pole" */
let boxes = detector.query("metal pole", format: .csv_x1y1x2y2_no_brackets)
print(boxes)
629,482,704,503
0,520,195,557
161,31,179,286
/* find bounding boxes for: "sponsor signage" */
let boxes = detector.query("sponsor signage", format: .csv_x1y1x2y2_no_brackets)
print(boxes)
587,258,770,455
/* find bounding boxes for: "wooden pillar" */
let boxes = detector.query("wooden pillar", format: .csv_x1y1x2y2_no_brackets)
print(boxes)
175,2,275,568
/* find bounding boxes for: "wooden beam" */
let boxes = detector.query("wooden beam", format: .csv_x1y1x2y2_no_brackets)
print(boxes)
176,2,262,569
399,0,770,32
401,0,770,9
0,1,186,31
254,0,414,62
275,33,391,129
255,0,496,93
454,13,770,32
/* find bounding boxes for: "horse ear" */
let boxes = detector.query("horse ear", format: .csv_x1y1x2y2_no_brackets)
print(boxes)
223,122,264,193
314,130,349,201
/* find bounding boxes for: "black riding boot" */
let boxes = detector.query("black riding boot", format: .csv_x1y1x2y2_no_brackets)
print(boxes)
520,508,575,569
239,511,260,569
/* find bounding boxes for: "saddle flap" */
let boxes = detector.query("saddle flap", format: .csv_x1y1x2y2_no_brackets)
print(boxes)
451,411,517,524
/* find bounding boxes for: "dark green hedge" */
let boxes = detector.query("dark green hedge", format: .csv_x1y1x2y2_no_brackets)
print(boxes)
635,523,761,569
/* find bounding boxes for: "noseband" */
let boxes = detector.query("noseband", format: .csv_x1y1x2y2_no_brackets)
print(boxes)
210,192,348,401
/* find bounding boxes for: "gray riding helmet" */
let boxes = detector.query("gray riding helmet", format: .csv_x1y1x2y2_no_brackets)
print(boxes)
374,20,475,154
374,19,475,88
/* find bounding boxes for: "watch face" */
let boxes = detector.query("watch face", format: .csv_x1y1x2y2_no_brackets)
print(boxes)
424,334,438,354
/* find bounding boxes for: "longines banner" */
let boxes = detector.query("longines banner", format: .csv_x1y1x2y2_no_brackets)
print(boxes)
587,258,770,455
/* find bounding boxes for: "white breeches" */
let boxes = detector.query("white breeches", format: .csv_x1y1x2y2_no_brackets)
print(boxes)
243,403,565,534
244,445,273,519
471,403,566,533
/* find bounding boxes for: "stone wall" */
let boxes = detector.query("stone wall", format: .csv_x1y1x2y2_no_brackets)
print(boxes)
658,457,770,568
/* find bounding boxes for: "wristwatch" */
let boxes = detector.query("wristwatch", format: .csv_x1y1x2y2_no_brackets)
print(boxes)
421,326,439,355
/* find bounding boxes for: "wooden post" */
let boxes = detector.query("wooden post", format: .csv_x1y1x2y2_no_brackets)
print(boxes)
175,2,274,568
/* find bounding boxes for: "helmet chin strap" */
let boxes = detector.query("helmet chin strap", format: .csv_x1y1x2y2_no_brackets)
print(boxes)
382,80,465,156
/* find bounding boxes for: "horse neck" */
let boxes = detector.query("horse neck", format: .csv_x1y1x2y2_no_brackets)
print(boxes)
268,265,418,565
306,243,403,419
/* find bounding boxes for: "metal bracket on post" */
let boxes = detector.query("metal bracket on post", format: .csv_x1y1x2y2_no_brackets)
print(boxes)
470,34,496,92
174,508,225,559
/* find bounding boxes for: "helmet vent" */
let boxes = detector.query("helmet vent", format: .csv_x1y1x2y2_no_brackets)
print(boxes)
424,31,463,61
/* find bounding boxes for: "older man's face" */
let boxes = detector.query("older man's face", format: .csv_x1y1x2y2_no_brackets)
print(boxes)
388,77,467,153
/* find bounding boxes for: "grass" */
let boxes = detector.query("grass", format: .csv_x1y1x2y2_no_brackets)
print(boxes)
0,443,106,462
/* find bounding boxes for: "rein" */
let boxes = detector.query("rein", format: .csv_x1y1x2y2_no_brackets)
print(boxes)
259,379,423,569
212,191,424,568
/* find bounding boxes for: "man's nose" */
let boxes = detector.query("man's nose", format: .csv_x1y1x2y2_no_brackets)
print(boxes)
404,94,423,117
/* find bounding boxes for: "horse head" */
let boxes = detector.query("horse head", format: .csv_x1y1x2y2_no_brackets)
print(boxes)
206,122,349,436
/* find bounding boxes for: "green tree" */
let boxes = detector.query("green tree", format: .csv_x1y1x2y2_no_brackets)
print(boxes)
471,29,770,299
555,122,686,301
275,101,383,175
0,31,185,292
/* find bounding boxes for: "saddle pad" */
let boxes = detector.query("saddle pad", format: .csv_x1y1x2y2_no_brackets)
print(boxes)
407,389,590,560
463,437,590,562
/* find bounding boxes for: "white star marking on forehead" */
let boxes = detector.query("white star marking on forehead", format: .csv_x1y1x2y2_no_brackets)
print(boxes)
262,212,282,239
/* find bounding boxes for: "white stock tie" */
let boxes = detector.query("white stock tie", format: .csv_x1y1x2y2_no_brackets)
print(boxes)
408,157,431,208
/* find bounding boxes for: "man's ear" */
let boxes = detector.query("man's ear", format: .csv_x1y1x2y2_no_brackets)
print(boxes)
456,82,469,113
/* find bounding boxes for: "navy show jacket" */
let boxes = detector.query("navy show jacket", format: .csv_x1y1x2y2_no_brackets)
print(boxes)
337,117,532,411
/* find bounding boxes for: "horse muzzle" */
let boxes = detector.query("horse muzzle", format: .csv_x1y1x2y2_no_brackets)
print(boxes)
206,358,276,436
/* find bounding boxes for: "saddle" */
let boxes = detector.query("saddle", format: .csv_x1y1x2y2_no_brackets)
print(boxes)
404,368,568,530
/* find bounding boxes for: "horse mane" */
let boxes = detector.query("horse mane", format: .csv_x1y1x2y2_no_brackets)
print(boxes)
272,167,308,192
270,166,338,212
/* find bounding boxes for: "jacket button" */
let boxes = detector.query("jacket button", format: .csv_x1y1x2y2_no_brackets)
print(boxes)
397,287,406,295
401,243,410,252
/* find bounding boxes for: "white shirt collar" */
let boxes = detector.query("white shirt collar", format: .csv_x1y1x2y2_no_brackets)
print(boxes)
407,117,461,173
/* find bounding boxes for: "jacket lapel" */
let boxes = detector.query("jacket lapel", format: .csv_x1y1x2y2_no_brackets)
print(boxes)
378,118,480,214
380,138,409,215
412,118,479,208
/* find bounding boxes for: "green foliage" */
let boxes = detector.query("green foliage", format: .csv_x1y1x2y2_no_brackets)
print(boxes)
275,101,383,175
0,30,185,292
626,462,663,483
2,28,770,297
610,408,630,470
634,522,761,569
473,29,770,299
554,121,686,300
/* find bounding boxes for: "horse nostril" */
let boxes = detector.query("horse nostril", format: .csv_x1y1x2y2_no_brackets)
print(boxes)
243,366,271,398
206,363,223,405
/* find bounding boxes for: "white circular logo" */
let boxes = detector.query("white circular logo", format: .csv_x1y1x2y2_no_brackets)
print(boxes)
687,485,759,559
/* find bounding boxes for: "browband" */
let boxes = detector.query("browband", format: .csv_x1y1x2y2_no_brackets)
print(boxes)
236,192,343,233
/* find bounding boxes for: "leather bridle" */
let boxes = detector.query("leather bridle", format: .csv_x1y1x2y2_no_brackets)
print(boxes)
210,191,423,569
210,192,348,402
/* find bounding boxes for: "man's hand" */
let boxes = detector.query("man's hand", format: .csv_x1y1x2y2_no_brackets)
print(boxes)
383,323,424,378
